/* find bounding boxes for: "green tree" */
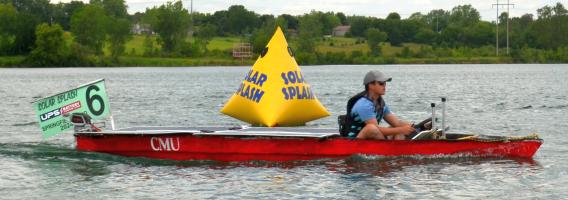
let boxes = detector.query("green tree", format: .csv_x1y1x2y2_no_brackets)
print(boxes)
225,5,259,35
279,14,298,30
537,5,553,19
275,16,289,34
298,13,323,52
384,19,403,46
148,1,190,53
195,23,218,47
400,20,421,43
0,1,45,55
193,23,217,54
0,0,51,23
530,3,568,49
27,23,67,66
259,14,274,27
11,12,39,54
143,35,155,56
320,12,341,35
107,18,131,59
211,5,259,35
336,12,348,25
251,19,276,53
0,3,17,55
52,1,85,31
347,16,371,37
439,25,460,46
426,9,450,33
450,5,480,27
142,6,159,30
464,21,494,47
553,3,568,16
366,28,387,56
414,28,437,44
387,12,401,20
101,0,127,18
71,5,108,55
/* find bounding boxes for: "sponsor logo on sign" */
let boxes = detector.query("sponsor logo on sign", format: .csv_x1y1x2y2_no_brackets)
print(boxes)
61,101,81,115
150,137,180,151
40,108,62,122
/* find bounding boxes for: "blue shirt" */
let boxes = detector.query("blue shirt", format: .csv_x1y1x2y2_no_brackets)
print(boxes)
348,97,392,138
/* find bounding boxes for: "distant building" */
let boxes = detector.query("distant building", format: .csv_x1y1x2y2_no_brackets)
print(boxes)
132,23,153,35
332,25,351,37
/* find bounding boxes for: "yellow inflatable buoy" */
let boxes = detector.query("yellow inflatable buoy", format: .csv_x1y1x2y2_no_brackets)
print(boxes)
221,27,330,127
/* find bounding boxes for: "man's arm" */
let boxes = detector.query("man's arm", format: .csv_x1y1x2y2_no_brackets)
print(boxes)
362,113,415,136
380,113,415,136
384,113,410,127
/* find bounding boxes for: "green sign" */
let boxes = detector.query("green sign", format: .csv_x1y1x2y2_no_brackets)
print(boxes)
33,79,111,138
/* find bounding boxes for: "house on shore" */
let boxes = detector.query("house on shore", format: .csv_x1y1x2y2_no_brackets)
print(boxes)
132,23,153,35
332,25,351,37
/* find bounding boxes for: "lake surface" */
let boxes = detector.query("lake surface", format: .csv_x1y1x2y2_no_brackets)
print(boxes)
1,64,567,199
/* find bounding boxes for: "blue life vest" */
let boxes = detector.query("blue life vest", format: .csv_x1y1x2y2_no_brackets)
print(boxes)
338,91,385,137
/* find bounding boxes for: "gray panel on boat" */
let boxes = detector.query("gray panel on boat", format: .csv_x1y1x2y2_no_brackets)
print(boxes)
194,127,339,138
116,126,235,132
107,126,340,138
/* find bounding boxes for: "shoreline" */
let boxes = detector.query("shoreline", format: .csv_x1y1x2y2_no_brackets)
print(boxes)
1,55,566,68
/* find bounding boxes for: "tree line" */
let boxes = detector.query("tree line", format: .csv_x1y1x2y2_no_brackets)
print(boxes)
0,0,567,66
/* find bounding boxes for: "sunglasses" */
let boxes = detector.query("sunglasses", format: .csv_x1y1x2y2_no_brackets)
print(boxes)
373,81,386,86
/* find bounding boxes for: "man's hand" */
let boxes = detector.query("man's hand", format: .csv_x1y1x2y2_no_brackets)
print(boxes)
398,124,416,135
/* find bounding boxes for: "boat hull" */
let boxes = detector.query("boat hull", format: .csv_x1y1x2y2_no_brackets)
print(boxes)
75,133,542,162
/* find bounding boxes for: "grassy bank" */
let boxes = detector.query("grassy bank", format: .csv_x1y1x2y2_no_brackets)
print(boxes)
117,56,253,66
395,56,512,64
0,35,549,67
0,55,513,67
0,56,25,67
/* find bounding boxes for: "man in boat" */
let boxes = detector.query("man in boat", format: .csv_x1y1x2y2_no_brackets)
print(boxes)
345,70,416,140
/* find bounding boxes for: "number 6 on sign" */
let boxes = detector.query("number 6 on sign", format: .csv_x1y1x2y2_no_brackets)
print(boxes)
86,85,106,116
33,79,112,138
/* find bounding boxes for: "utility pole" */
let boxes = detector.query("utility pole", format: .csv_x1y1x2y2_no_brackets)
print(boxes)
492,0,514,56
506,0,514,55
189,0,193,37
436,15,439,33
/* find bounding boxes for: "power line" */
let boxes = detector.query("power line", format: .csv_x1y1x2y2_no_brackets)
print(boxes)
492,0,514,56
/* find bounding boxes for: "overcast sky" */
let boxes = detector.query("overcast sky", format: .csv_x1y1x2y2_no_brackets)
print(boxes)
53,0,566,21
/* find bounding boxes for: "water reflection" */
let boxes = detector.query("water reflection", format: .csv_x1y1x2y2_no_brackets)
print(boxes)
0,142,542,178
326,155,541,176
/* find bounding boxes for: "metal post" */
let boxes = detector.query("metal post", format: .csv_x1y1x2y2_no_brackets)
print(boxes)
431,103,436,131
110,115,116,130
441,97,447,139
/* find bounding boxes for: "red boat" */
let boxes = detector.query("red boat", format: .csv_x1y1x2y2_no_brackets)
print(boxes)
74,126,542,162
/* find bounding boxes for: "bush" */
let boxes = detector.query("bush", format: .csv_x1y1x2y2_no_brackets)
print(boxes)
296,51,318,65
25,23,68,67
66,43,97,66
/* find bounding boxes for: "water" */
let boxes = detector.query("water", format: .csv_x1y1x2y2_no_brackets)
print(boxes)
0,64,567,199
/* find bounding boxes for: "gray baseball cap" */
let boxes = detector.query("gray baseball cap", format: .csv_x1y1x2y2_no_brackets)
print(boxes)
363,70,392,85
